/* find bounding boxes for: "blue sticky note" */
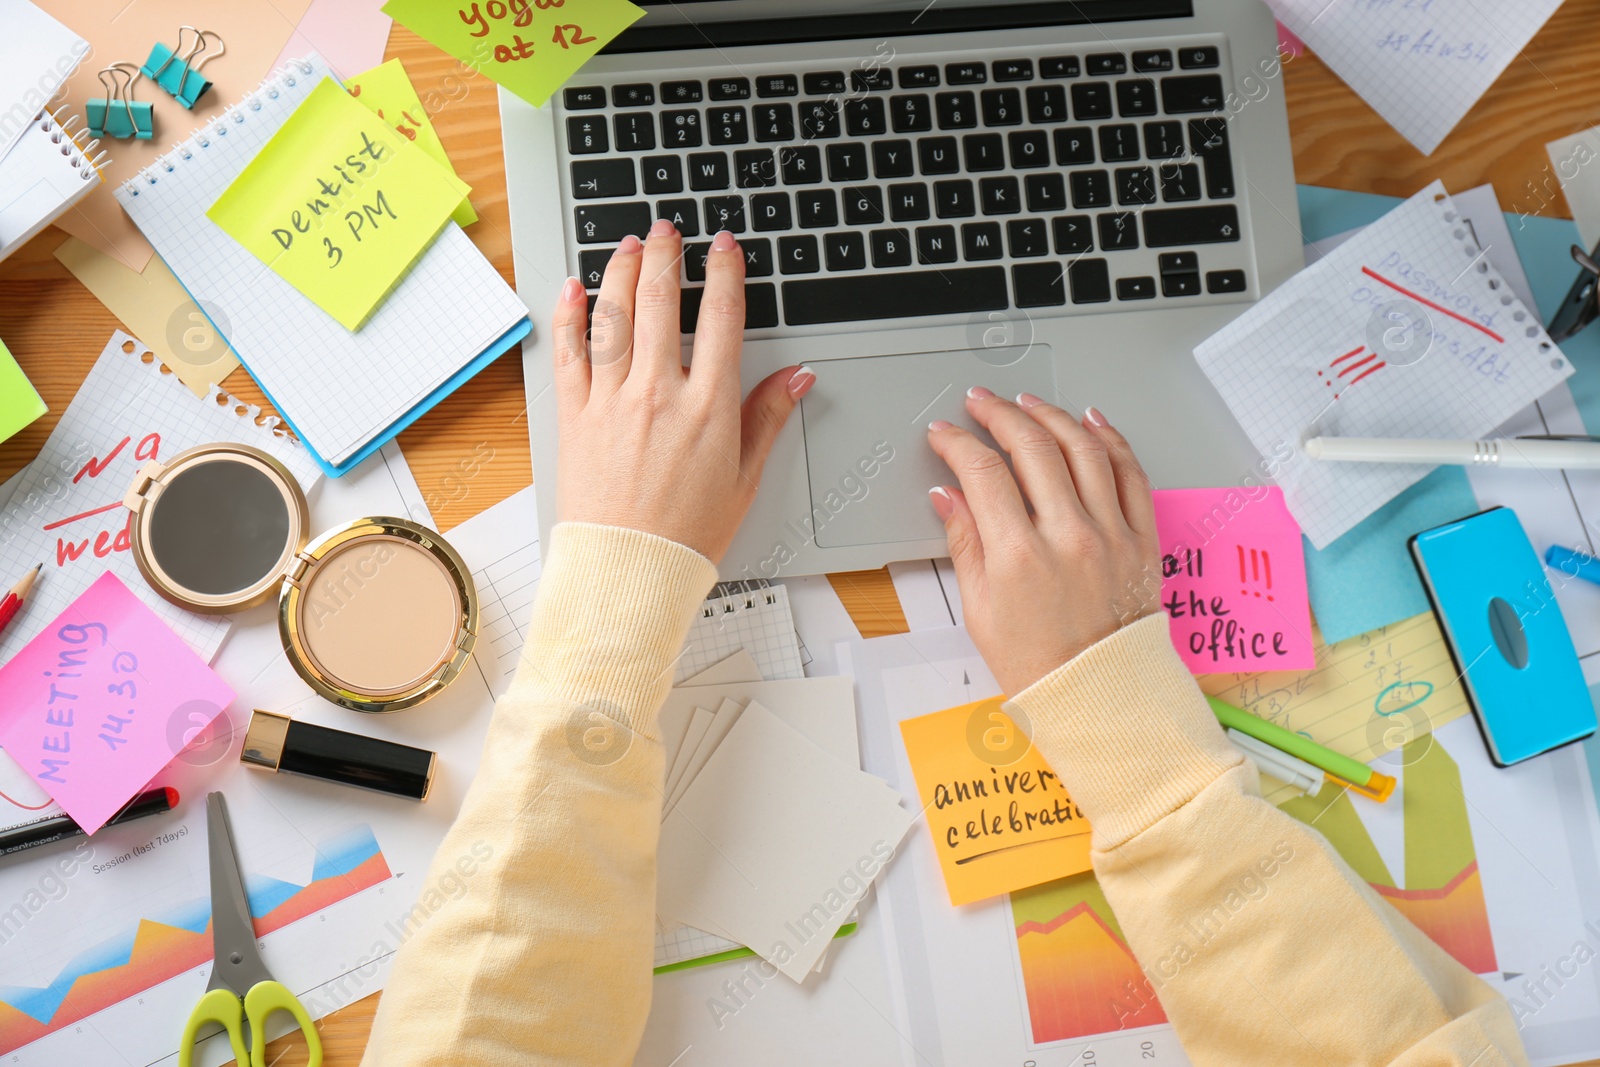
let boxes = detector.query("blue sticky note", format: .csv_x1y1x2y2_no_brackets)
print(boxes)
1304,466,1479,644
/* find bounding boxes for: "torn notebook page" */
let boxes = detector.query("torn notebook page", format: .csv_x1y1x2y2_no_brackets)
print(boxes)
1269,0,1561,156
1195,181,1571,549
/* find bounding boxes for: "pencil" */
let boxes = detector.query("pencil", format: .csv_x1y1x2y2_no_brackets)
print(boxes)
1207,696,1397,803
0,786,180,858
0,563,41,638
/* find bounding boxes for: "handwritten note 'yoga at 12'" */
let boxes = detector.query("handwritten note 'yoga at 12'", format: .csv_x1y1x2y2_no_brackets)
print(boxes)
899,697,1092,906
0,573,233,835
382,0,646,108
207,78,471,330
1152,486,1315,674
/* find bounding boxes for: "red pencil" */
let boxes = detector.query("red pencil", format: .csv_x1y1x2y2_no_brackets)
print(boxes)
0,564,41,638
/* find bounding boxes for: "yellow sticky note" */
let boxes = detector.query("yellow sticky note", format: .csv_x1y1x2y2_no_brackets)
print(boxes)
382,0,645,108
0,336,47,445
900,698,1093,907
207,78,472,331
345,59,477,228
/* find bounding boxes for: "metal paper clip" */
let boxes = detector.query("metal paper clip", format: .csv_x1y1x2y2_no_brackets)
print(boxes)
141,27,225,109
86,64,153,140
1549,240,1600,344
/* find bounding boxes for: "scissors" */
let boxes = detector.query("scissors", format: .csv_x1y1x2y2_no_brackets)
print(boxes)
178,793,323,1067
1549,239,1600,343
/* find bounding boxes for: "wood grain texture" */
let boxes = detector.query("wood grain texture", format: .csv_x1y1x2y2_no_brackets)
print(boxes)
2,12,1597,1066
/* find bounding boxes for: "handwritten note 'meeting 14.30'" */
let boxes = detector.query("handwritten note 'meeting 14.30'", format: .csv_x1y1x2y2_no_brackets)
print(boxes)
0,573,233,834
1153,487,1315,674
207,78,470,331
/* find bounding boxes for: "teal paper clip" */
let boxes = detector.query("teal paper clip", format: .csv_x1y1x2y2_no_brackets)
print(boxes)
141,27,224,110
87,64,153,140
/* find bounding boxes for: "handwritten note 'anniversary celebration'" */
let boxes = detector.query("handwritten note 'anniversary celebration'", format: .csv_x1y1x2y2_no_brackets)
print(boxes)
0,573,233,834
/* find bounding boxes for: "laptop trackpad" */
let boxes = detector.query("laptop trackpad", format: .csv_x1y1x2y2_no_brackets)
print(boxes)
799,344,1055,548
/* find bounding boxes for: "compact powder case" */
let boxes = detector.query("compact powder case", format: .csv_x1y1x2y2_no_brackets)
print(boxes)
124,443,478,713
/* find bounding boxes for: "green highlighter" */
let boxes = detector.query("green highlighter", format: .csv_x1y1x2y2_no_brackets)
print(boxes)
0,337,46,445
1208,696,1396,803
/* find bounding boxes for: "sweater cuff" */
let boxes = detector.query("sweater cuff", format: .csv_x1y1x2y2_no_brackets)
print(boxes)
1009,614,1245,851
513,521,719,742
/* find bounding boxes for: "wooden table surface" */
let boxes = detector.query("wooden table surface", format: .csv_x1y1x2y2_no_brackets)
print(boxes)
3,5,1599,1063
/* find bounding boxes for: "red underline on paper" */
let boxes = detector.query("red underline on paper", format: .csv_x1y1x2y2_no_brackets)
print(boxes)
1337,353,1377,377
1360,266,1506,343
42,501,122,531
1349,363,1387,386
1331,345,1365,365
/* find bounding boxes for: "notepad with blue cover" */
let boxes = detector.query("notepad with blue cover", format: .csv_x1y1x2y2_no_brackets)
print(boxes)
115,54,530,477
1411,508,1597,766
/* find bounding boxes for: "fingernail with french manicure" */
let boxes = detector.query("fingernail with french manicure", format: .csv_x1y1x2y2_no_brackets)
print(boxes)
561,276,584,303
967,386,995,400
649,218,677,238
1017,392,1044,408
928,419,954,432
711,229,738,251
929,487,956,521
788,365,816,400
616,234,642,254
1085,406,1109,427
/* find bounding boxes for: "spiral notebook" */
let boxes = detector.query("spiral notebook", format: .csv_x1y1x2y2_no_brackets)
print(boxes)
0,107,105,262
115,54,531,478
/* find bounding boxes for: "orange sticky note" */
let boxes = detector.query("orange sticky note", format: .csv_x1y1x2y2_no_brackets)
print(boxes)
899,697,1093,906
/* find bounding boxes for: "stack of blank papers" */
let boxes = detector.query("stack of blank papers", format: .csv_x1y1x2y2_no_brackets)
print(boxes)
653,649,913,981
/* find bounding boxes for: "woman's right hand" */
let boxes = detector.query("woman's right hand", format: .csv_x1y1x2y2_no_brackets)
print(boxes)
927,390,1162,696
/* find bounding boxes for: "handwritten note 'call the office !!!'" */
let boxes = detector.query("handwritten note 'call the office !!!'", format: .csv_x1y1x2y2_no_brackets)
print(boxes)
1152,486,1314,674
208,79,470,330
0,573,233,834
383,0,646,108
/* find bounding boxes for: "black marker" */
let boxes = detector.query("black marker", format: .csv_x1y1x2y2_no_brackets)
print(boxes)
0,786,179,858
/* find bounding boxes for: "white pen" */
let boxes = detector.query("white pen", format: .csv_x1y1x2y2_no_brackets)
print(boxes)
1304,436,1600,470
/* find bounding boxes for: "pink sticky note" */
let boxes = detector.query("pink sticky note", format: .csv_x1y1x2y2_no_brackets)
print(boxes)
1152,487,1314,674
1277,20,1307,58
0,572,233,834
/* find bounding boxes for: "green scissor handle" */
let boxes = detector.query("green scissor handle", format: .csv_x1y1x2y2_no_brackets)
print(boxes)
178,987,249,1067
245,979,323,1067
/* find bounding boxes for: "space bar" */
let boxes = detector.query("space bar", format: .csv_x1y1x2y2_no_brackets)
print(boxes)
781,267,1009,326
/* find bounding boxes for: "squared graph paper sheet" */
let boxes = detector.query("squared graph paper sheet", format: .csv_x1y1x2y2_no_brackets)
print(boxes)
114,54,527,467
1269,0,1561,155
676,584,806,684
1196,182,1571,549
442,485,543,700
0,331,319,668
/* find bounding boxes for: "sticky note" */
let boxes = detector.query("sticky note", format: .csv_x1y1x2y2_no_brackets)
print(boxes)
1153,486,1314,674
0,572,234,834
345,59,477,228
898,698,1092,906
382,0,645,108
0,336,46,444
1304,466,1479,645
207,78,471,331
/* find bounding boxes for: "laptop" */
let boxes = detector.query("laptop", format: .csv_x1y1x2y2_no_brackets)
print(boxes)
504,0,1302,580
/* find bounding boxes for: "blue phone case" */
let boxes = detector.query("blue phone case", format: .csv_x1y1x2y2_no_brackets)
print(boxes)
1410,508,1597,766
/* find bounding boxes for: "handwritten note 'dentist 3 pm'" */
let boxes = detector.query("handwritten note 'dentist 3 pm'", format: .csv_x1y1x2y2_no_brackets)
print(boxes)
0,573,233,835
207,78,471,331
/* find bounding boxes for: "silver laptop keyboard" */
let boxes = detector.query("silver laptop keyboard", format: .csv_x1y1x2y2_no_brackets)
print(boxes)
557,34,1253,333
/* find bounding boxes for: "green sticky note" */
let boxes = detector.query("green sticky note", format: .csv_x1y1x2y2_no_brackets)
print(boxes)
382,0,645,108
0,337,47,445
346,59,477,228
207,78,472,331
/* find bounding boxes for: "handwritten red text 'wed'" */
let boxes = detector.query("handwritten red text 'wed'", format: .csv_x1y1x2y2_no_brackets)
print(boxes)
43,433,162,568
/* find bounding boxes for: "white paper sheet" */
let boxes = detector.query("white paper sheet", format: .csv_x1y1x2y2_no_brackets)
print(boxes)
1196,182,1572,548
888,559,963,630
0,0,85,161
1269,0,1562,155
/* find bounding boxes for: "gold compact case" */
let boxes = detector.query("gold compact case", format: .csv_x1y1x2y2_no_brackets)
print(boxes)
124,443,478,713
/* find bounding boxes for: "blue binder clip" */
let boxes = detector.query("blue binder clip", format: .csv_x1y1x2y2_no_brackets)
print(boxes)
86,64,154,140
141,27,224,110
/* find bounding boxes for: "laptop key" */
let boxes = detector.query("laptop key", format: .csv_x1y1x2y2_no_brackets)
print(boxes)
571,159,635,199
899,65,941,88
1025,173,1066,213
1144,204,1240,246
1069,259,1111,303
1099,212,1139,250
1086,53,1127,76
804,72,846,95
1053,215,1093,254
1162,75,1225,114
800,100,841,138
1070,170,1111,209
827,143,869,181
642,155,684,194
1100,124,1140,162
751,192,792,231
1009,130,1049,169
963,133,1004,171
757,74,798,97
740,238,773,276
891,94,932,133
688,152,730,190
577,249,611,289
1117,276,1157,300
1159,252,1199,276
1133,50,1174,73
781,145,823,184
1163,272,1202,297
1054,127,1095,165
736,150,777,188
754,103,795,142
934,179,975,218
661,80,703,103
781,266,1008,326
1144,120,1185,159
1207,269,1248,293
993,59,1034,82
825,231,867,271
566,116,608,154
1179,46,1220,70
1071,83,1112,120
1160,163,1201,202
916,225,958,264
1026,85,1067,124
918,136,960,174
845,98,888,136
704,196,747,233
656,198,700,236
710,77,752,100
779,235,820,274
796,189,839,227
980,88,1022,126
873,140,915,178
962,222,1003,260
661,109,702,147
1007,218,1048,257
574,203,651,243
843,186,885,225
851,68,894,92
614,112,655,151
684,243,711,282
1189,118,1235,198
946,62,987,85
888,182,930,221
614,83,655,106
708,107,749,145
680,283,779,331
871,228,912,267
1013,263,1066,307
935,91,977,129
1041,56,1081,79
1116,79,1158,117
1116,166,1156,205
564,86,605,109
980,176,1020,215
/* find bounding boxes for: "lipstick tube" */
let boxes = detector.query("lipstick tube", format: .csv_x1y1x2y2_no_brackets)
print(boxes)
241,709,435,801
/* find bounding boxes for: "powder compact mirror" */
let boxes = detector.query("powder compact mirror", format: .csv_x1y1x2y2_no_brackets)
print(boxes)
123,443,478,713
